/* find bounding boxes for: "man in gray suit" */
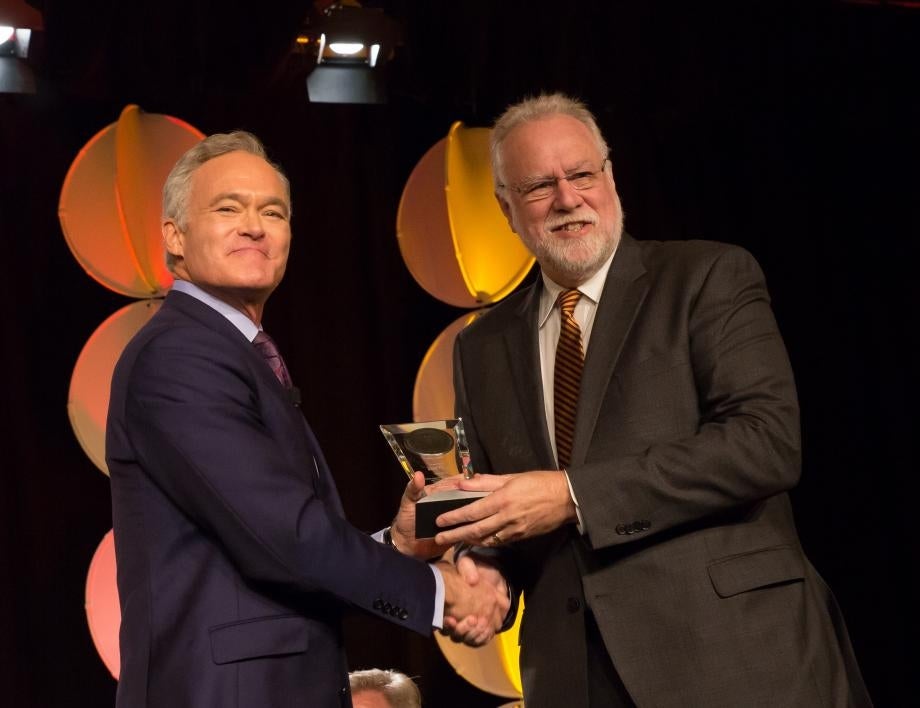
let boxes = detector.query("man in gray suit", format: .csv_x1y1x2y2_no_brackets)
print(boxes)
435,94,871,707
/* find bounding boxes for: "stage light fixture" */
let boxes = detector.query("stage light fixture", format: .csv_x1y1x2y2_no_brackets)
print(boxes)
0,27,34,93
0,1,43,94
303,3,400,104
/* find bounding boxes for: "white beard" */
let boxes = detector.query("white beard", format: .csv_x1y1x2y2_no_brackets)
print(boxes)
524,203,623,285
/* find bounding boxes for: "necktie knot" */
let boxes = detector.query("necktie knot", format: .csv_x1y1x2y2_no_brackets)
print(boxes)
558,289,581,317
253,331,293,389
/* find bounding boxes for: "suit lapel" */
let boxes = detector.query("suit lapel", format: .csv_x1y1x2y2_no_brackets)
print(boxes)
164,291,346,516
503,283,557,468
571,234,649,465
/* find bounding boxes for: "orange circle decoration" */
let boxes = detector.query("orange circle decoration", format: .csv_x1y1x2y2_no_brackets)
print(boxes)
85,529,121,680
413,311,484,422
59,104,204,297
397,122,534,308
68,299,162,475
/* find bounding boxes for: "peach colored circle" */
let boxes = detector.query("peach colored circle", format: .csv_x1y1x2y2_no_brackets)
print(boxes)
68,299,162,475
85,529,121,679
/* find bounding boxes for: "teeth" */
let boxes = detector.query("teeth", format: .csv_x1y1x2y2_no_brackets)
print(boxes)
551,221,589,232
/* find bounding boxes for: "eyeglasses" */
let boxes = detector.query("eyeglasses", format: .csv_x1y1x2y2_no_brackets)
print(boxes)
498,159,609,202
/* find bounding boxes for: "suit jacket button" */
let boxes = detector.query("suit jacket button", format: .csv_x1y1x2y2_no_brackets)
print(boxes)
566,597,581,613
383,602,393,613
373,598,384,610
641,520,651,531
399,609,409,620
616,524,627,535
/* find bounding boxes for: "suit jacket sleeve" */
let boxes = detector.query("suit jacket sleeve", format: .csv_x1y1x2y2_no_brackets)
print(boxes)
455,243,801,555
569,244,801,549
119,322,436,634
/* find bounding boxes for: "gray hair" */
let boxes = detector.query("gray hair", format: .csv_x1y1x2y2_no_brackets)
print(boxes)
349,669,422,708
490,92,610,186
162,131,291,271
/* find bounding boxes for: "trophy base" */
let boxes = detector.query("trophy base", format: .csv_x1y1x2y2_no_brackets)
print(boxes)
416,490,489,538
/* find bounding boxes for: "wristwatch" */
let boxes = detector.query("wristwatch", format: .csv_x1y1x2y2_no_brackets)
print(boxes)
382,526,400,552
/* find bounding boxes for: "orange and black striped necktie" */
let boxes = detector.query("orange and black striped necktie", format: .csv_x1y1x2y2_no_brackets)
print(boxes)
554,289,584,468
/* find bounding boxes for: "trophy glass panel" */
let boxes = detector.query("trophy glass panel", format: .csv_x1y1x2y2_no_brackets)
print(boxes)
379,418,472,483
379,418,484,538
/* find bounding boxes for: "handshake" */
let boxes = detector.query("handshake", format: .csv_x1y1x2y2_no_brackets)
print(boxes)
389,472,512,647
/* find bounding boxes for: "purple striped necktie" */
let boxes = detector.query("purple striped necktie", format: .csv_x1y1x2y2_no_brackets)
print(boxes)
253,331,293,389
554,289,584,468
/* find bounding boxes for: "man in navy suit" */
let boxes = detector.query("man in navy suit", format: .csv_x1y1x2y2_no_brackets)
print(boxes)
106,131,508,707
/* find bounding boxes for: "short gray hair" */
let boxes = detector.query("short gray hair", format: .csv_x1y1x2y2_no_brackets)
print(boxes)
162,131,291,271
490,92,609,186
349,668,422,708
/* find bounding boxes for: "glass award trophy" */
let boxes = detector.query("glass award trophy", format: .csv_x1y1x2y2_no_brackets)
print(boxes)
379,418,488,538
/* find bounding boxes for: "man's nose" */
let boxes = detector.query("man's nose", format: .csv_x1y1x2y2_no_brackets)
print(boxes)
240,210,266,238
552,177,584,210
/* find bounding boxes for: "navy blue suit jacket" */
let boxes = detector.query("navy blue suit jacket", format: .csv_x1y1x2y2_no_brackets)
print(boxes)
106,290,435,707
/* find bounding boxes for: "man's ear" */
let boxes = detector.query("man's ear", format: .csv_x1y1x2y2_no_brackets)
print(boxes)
494,191,517,233
163,220,183,260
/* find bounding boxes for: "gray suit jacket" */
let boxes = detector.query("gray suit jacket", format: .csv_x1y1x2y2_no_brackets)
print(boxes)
454,234,871,707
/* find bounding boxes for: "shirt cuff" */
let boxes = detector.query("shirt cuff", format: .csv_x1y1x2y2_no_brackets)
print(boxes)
375,528,445,628
429,564,445,629
563,469,586,534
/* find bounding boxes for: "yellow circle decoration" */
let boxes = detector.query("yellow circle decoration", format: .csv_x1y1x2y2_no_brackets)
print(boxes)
397,122,534,308
413,310,525,697
433,599,524,699
413,311,484,421
444,122,534,304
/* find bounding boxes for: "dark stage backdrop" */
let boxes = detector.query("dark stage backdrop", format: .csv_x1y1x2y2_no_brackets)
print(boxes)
1,2,915,706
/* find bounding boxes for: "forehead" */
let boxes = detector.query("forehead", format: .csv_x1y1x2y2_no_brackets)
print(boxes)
499,114,602,177
189,150,286,202
351,690,391,708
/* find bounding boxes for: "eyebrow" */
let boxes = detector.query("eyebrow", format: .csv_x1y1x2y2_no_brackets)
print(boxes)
210,192,290,216
516,161,595,185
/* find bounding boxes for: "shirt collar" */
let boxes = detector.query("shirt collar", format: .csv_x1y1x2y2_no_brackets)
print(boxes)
171,279,261,342
537,244,618,328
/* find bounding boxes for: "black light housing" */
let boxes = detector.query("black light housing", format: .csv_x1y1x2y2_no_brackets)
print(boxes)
0,0,43,94
303,4,401,104
0,26,36,94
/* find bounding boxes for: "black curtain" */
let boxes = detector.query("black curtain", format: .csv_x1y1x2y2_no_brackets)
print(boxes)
1,2,915,705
